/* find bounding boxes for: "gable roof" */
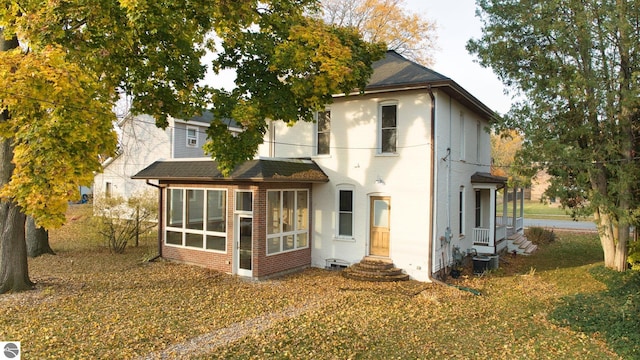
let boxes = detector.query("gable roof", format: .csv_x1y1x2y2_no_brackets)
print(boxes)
132,158,329,183
356,50,497,121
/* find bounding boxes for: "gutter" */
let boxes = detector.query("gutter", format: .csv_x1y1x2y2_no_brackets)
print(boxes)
427,86,436,282
144,180,164,260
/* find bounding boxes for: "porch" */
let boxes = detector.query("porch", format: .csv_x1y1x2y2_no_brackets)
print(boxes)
471,175,525,255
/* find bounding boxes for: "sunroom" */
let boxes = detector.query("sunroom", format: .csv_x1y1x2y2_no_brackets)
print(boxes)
132,158,329,279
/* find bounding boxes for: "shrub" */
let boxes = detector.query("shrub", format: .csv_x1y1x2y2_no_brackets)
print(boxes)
525,226,556,246
93,191,158,253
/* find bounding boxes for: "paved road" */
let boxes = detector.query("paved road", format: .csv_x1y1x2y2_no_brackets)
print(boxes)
524,218,596,231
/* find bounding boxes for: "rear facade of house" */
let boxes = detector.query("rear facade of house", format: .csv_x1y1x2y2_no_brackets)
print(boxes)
134,51,500,281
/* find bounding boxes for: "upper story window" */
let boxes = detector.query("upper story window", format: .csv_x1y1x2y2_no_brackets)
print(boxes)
476,121,482,162
459,112,466,161
316,110,331,156
186,126,198,147
379,103,397,154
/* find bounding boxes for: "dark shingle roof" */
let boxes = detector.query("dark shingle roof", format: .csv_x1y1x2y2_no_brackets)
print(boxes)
360,51,497,121
471,172,507,186
132,158,329,183
366,51,450,89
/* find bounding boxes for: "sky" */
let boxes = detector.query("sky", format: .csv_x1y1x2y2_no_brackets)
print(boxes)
412,0,513,114
206,0,514,115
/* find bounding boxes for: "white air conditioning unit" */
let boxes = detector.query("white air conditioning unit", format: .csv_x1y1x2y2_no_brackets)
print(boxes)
187,138,197,146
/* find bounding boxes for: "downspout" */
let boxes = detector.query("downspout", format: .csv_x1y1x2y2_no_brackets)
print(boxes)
427,86,436,282
145,180,164,261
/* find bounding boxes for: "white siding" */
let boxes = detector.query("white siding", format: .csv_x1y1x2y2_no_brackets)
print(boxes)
94,115,171,199
259,90,436,281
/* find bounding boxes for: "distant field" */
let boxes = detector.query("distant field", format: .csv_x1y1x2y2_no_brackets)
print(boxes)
498,200,593,220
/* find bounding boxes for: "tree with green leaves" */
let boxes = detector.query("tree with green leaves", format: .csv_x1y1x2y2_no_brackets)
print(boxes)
468,0,640,271
0,0,384,293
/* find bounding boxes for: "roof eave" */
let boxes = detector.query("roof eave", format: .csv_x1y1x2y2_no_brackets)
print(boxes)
336,80,500,123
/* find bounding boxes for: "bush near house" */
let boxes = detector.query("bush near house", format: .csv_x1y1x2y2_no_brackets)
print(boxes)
92,191,158,253
0,205,636,359
525,226,556,246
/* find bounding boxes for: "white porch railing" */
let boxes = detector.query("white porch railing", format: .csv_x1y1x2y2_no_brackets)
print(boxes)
496,224,507,242
515,217,524,231
495,217,524,232
473,227,490,245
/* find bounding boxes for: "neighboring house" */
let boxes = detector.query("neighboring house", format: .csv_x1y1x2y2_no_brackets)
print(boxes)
133,51,530,282
94,111,237,200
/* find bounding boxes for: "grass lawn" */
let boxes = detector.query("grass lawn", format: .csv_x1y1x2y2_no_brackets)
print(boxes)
498,199,594,221
0,204,637,359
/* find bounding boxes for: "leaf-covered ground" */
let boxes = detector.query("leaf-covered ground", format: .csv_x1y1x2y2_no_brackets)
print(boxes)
0,205,631,359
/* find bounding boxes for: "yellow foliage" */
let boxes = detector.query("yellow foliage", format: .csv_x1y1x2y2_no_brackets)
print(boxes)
0,45,117,228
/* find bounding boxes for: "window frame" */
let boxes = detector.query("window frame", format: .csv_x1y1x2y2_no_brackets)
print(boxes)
265,189,309,255
378,101,398,155
475,190,482,228
186,126,198,148
459,111,466,161
164,187,228,253
315,109,331,156
459,187,465,237
336,185,355,240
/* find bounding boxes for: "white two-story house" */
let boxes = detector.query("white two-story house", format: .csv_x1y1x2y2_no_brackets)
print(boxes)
133,51,525,281
94,111,238,199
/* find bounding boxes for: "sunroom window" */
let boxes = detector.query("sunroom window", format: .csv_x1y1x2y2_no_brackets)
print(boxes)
165,188,227,252
266,189,309,255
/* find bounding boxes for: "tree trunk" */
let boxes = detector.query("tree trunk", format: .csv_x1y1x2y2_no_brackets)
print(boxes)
0,32,34,294
26,216,54,258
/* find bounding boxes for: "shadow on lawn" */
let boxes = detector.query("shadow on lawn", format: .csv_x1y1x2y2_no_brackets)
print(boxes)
549,267,640,359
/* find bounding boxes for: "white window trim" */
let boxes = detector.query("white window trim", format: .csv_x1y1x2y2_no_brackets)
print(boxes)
459,186,465,238
335,185,355,241
186,126,198,147
314,109,331,157
234,190,253,214
459,111,466,161
266,189,309,256
164,187,228,253
476,121,482,162
377,101,399,155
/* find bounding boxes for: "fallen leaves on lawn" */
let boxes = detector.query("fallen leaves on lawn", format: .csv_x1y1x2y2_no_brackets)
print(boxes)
0,205,624,359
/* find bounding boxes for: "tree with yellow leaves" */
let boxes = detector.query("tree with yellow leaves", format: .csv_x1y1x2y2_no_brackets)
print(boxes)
320,0,437,66
0,0,384,293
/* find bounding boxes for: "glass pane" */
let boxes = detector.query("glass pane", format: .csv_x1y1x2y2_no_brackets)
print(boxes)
185,233,203,248
186,189,204,230
239,217,252,270
296,191,308,230
166,231,182,245
339,213,353,236
283,191,295,232
318,111,330,131
267,236,280,255
206,235,226,251
283,235,295,251
267,191,281,234
207,190,226,232
382,128,396,153
296,233,308,248
167,189,183,227
317,133,330,155
381,105,396,128
374,200,389,228
339,190,353,212
236,191,253,212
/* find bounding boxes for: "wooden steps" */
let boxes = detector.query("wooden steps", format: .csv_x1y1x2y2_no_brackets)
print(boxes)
342,257,409,282
507,233,538,255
